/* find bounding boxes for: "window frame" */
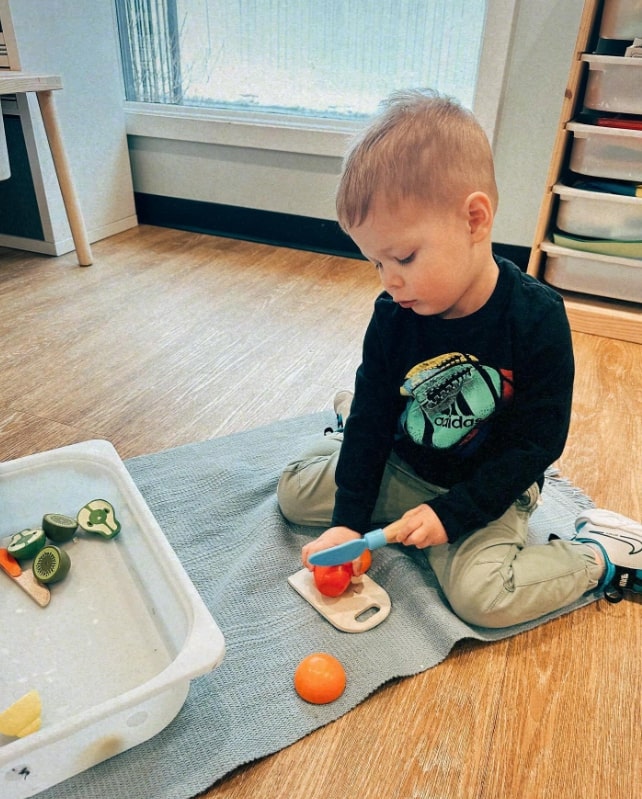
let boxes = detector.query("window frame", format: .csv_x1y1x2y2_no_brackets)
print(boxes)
123,0,517,156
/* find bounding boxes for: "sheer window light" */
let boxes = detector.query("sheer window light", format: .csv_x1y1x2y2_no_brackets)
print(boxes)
117,0,487,120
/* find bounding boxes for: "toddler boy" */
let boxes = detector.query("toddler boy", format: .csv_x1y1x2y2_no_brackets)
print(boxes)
277,90,642,626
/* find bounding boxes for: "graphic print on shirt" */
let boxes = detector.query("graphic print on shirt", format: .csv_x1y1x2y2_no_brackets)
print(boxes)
400,353,514,451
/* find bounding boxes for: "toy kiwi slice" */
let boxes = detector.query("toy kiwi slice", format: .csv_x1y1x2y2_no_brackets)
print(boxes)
42,513,78,543
7,528,46,561
32,545,71,584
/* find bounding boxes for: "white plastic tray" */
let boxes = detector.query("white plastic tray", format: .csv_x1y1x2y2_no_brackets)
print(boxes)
0,440,225,799
542,239,642,303
582,55,642,115
553,183,642,241
599,0,642,40
568,122,642,182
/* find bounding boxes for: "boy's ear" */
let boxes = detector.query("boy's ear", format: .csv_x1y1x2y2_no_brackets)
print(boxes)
465,192,494,241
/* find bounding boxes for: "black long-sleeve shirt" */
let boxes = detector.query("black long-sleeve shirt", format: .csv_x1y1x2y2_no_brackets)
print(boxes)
331,257,574,542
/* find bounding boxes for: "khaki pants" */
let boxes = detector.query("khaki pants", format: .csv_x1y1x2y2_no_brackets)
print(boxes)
277,433,602,628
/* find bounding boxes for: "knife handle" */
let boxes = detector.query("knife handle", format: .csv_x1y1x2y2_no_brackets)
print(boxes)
363,518,407,551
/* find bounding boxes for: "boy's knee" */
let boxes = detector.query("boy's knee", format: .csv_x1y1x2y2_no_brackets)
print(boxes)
276,464,333,528
276,468,304,524
275,443,339,527
442,565,516,629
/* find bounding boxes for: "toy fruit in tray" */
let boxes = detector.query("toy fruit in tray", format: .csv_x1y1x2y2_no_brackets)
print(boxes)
32,545,71,584
77,499,121,539
0,689,42,738
7,527,47,561
42,513,78,543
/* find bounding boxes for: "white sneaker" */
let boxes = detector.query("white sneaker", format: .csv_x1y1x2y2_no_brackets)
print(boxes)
574,509,642,603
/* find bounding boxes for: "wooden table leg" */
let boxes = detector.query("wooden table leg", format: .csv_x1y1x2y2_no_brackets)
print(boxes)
36,90,93,266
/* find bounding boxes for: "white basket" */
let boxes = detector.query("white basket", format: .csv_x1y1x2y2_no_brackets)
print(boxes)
553,183,642,240
542,240,642,304
0,440,225,799
568,122,642,182
599,0,642,39
582,55,642,115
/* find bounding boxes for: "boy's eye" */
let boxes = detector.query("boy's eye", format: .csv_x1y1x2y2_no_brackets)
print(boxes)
397,253,415,266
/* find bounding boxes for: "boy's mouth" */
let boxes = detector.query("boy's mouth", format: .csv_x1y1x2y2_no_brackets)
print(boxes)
397,300,416,309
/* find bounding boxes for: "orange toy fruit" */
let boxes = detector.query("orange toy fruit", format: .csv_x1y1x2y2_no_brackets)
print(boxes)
356,549,372,574
294,652,347,704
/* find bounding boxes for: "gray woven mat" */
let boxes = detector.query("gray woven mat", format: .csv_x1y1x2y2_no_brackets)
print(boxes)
37,414,596,799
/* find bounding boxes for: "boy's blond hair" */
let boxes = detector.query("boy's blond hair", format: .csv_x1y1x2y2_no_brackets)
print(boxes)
336,89,498,232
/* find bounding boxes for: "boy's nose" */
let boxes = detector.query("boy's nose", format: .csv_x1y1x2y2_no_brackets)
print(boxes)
380,264,404,291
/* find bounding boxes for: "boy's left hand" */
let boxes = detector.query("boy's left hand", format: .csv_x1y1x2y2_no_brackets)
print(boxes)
392,504,448,548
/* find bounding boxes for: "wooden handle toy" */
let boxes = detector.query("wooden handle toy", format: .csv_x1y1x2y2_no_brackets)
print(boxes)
0,548,51,607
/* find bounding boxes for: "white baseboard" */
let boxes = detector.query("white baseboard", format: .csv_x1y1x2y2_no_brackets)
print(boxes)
0,214,138,257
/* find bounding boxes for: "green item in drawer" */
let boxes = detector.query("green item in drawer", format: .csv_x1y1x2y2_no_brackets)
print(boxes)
574,179,642,198
553,231,642,260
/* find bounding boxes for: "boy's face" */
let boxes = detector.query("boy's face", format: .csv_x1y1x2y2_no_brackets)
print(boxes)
347,194,498,319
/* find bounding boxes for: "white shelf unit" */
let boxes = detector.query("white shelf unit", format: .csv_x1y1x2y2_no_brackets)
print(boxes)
527,0,642,344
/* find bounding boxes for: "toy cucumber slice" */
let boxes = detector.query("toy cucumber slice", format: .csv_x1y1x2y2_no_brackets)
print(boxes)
32,545,71,584
7,528,46,561
42,513,78,543
77,499,121,539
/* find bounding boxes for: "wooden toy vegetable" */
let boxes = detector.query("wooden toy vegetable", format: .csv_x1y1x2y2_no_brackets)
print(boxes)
313,563,352,597
313,550,372,597
42,513,78,543
77,499,121,538
7,527,46,560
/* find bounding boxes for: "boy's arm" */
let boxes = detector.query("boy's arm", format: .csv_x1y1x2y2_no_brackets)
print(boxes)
427,300,574,542
331,312,400,533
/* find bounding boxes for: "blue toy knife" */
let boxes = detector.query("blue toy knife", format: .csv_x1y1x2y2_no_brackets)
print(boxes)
308,521,403,566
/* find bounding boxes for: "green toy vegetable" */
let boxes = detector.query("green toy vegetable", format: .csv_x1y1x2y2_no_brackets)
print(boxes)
42,513,78,543
7,528,46,561
76,499,121,539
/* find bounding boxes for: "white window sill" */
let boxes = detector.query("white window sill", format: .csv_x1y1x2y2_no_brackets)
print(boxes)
124,102,361,157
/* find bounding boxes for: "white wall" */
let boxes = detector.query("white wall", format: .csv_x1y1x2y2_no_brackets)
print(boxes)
492,0,585,245
127,0,585,249
2,0,136,254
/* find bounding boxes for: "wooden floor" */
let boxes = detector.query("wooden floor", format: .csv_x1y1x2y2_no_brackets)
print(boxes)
1,225,640,799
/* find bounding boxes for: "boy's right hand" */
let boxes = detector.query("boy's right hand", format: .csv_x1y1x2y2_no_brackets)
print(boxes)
301,526,361,571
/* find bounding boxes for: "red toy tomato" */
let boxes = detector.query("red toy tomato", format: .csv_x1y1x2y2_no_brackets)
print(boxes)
313,563,352,597
313,550,373,597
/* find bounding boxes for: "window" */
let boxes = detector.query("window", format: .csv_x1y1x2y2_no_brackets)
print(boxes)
117,1,500,121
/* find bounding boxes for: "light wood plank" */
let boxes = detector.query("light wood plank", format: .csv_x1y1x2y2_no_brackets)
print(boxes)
0,71,62,93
